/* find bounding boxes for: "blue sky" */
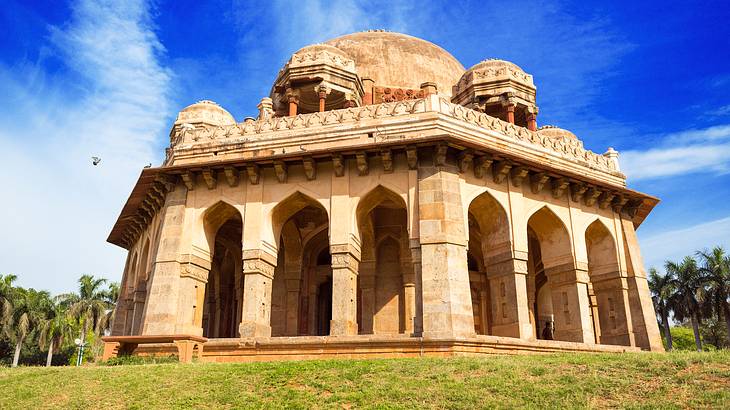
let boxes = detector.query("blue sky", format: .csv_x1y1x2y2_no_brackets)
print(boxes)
1,0,728,293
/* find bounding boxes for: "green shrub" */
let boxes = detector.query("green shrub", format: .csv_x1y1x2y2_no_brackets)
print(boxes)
102,354,179,366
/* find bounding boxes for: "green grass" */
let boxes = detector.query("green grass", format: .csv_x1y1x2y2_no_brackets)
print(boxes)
0,351,728,409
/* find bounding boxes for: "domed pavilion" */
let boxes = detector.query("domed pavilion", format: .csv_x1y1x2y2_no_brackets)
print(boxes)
103,31,663,363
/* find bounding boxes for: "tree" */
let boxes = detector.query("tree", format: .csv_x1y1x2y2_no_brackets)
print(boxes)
58,275,114,364
0,274,17,328
696,246,730,346
666,257,704,351
37,301,74,367
648,267,675,350
4,287,52,367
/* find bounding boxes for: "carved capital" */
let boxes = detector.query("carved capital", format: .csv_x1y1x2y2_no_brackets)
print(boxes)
331,252,359,274
381,149,393,173
180,263,209,283
584,187,601,207
181,171,195,191
202,169,217,190
492,160,512,184
356,152,369,176
458,150,473,173
474,155,493,179
273,160,287,183
246,164,260,185
570,182,587,202
530,172,549,194
224,166,239,187
551,177,569,199
406,146,418,170
303,157,316,180
510,166,529,187
242,258,275,279
332,154,345,177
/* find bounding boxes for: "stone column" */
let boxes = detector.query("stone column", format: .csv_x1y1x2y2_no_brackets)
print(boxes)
239,250,276,337
358,262,376,334
591,272,635,346
410,244,424,336
317,85,329,112
257,97,274,121
418,149,475,338
620,217,664,351
287,89,299,117
285,279,300,336
527,112,537,131
140,183,191,335
546,266,594,343
505,104,516,124
485,253,532,339
330,247,360,335
131,286,147,335
403,268,416,335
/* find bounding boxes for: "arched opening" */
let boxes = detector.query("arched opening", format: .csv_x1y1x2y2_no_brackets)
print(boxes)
356,186,411,335
528,207,592,343
123,252,138,336
467,191,511,336
201,202,243,338
585,220,631,346
131,238,151,335
269,192,330,336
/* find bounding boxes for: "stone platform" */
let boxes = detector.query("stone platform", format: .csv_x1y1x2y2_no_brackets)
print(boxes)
130,335,641,363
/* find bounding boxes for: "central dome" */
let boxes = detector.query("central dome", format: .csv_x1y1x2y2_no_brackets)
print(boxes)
325,31,465,97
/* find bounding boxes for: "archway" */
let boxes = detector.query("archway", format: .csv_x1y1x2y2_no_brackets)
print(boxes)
467,191,512,336
527,207,593,343
201,202,243,338
356,186,411,335
585,220,633,346
269,192,330,336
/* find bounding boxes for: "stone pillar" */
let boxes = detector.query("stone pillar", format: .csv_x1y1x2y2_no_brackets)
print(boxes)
131,286,147,335
505,104,516,124
485,254,532,339
591,273,636,346
111,298,130,336
418,149,475,338
140,183,190,335
239,250,276,337
620,217,664,351
358,262,376,334
330,248,359,335
287,90,299,117
285,279,300,336
403,268,416,335
420,82,438,96
410,245,424,336
527,112,537,131
317,85,329,112
546,266,594,343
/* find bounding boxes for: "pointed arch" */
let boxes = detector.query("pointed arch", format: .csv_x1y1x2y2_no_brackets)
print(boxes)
270,191,329,249
585,219,619,275
526,206,574,269
355,185,408,240
202,201,243,257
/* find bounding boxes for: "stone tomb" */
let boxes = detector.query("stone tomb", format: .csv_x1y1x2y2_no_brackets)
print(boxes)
105,31,663,362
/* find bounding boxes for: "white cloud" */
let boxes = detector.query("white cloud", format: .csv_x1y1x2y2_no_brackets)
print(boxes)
620,124,730,180
0,0,172,293
639,216,730,272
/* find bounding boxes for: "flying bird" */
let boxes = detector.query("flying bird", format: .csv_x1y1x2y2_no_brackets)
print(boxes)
91,156,101,166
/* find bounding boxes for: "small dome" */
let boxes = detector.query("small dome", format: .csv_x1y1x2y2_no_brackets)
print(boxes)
324,31,465,96
537,125,577,139
174,100,236,126
460,58,533,86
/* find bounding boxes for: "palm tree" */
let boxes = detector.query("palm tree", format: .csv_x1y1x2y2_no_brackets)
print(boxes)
101,282,120,335
666,257,704,351
648,267,675,350
5,288,52,367
0,274,17,327
696,246,730,346
37,301,74,367
58,275,114,363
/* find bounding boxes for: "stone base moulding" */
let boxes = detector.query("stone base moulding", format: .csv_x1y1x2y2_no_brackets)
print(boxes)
124,334,640,364
101,335,208,363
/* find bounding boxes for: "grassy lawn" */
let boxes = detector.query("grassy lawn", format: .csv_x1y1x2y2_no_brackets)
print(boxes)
0,351,728,409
